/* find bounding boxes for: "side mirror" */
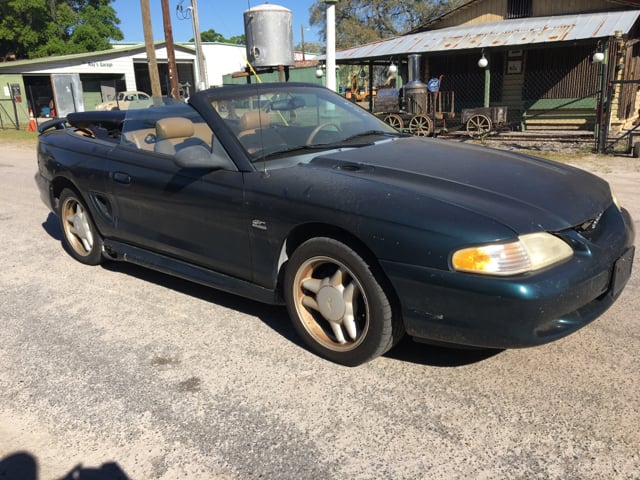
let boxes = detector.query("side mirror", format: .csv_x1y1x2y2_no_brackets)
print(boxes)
173,145,234,170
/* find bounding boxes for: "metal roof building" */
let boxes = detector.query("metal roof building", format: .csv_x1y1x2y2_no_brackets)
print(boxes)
324,3,640,142
334,10,640,64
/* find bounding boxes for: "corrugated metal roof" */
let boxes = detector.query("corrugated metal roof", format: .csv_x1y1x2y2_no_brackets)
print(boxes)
334,10,640,62
0,42,195,70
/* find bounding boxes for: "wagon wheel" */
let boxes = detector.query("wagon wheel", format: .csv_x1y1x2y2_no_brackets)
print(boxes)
466,114,492,138
408,114,432,136
383,114,404,130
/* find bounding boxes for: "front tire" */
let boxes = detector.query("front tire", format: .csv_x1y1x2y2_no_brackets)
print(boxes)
58,188,104,265
284,237,400,366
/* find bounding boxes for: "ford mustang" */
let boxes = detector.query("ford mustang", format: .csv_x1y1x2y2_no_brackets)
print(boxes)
35,82,635,366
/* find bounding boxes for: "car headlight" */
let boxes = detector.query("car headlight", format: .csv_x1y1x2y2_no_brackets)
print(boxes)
611,191,621,211
451,232,573,276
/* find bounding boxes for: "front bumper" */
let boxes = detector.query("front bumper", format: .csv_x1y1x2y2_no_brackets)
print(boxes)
382,207,635,349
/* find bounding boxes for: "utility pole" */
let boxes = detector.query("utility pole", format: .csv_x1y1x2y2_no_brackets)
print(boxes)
191,0,208,90
324,0,338,92
140,0,162,101
160,0,180,99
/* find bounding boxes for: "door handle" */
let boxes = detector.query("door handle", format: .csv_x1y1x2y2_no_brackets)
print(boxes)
112,172,131,184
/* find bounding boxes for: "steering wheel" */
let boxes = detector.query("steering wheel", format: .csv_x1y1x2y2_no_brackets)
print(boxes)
306,122,342,145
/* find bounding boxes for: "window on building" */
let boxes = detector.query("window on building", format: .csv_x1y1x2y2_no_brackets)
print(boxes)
506,0,532,19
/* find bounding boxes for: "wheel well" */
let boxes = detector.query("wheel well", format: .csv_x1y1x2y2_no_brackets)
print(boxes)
50,177,109,238
50,177,80,211
278,223,401,310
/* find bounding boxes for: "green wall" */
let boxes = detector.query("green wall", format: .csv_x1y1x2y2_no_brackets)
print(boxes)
0,75,29,128
223,66,326,86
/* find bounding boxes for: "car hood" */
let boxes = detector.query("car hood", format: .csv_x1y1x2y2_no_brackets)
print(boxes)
307,137,611,233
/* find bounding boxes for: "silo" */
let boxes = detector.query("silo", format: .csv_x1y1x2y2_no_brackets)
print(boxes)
244,3,294,68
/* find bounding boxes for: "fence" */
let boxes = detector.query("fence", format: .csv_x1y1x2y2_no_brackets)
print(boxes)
0,98,21,130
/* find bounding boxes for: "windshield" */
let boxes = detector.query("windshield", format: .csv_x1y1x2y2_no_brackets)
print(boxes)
206,84,400,161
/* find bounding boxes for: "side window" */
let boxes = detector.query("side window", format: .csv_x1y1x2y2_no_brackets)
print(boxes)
212,99,242,136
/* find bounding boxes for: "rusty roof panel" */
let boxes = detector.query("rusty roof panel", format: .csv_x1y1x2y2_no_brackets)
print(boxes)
334,10,640,61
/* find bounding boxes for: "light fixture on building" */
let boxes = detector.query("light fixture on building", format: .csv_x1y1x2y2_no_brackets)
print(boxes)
315,64,324,78
478,49,488,68
592,41,605,63
388,61,397,74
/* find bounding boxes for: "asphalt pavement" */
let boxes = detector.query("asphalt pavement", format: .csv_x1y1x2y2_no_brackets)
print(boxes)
0,143,638,479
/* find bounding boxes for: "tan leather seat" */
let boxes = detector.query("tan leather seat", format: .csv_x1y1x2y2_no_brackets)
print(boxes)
238,110,271,138
237,110,287,156
154,117,196,155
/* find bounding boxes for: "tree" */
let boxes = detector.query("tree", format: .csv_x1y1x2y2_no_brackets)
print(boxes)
0,0,123,60
309,0,466,49
226,34,246,45
294,41,324,54
198,28,225,43
192,29,245,45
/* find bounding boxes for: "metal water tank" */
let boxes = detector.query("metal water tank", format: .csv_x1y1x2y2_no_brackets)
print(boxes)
244,3,294,67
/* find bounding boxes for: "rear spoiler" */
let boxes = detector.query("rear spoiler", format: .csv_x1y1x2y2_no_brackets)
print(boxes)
37,117,68,134
37,110,126,135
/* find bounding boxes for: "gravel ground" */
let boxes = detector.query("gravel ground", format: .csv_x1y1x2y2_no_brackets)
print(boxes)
0,142,638,480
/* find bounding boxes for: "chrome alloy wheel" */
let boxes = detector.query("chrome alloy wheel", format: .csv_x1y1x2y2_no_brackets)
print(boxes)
292,256,370,351
61,196,94,257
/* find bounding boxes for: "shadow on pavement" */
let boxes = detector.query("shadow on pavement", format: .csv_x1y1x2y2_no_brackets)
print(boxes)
41,211,501,368
0,452,130,480
101,260,301,346
42,212,62,241
386,337,503,366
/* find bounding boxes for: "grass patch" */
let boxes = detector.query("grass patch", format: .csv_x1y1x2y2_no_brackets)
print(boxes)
526,150,594,163
0,128,38,147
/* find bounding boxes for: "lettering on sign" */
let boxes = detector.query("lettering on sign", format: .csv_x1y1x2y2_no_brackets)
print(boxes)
87,62,114,68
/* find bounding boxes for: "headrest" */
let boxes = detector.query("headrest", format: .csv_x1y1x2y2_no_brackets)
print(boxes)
239,110,271,131
156,117,194,139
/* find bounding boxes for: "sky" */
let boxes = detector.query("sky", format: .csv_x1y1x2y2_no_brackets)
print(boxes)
111,0,322,46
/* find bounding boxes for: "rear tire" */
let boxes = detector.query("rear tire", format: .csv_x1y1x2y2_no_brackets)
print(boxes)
284,237,400,366
58,188,104,265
